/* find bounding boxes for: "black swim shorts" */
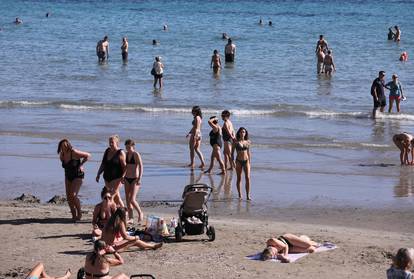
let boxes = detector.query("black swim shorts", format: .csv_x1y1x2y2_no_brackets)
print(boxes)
373,96,386,108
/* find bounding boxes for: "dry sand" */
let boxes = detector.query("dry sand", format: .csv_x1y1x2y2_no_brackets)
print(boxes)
0,200,413,279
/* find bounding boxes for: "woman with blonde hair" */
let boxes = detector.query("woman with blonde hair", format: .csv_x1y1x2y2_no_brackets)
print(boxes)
96,135,126,207
57,139,90,221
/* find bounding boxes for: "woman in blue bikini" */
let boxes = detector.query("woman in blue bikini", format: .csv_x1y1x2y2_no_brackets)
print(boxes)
234,127,251,200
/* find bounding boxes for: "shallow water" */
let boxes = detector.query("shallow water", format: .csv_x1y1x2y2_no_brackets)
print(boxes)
1,0,414,209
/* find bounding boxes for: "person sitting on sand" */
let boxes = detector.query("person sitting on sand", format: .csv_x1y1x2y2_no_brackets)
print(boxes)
261,233,319,262
387,248,414,279
101,207,162,252
84,240,128,279
204,116,226,175
234,127,251,200
393,133,414,165
92,187,117,240
26,262,71,279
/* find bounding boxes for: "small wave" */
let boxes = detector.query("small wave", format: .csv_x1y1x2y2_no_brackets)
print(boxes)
303,111,369,119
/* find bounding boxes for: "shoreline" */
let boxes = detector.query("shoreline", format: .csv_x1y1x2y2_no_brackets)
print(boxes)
1,200,412,278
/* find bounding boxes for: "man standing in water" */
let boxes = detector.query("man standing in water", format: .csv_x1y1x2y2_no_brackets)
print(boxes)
316,46,325,74
315,35,328,54
224,38,236,63
96,36,109,63
371,71,387,119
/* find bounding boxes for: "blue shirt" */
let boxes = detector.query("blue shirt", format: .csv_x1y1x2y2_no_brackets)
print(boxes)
386,81,403,97
387,267,413,279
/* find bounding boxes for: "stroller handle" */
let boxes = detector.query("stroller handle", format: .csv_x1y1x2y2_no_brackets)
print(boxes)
130,275,155,279
182,183,213,198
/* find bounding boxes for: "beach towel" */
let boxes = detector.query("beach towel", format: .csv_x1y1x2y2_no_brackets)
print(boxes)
246,242,337,262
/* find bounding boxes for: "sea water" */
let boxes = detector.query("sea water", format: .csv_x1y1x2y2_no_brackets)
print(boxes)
0,0,414,209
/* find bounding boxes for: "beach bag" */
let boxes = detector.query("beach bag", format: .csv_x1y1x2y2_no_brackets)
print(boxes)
150,68,156,76
77,268,85,279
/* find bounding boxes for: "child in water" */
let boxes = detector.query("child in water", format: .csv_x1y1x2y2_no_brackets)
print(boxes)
387,248,414,279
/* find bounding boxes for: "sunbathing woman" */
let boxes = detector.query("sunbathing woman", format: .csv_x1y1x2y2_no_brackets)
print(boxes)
261,233,319,262
123,139,144,224
234,127,251,200
92,187,117,239
57,139,91,221
26,263,71,279
97,135,126,207
187,106,205,169
221,110,235,170
393,133,414,165
84,240,128,279
101,207,162,252
204,116,226,175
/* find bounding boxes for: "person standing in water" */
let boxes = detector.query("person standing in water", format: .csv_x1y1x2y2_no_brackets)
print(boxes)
204,116,226,175
316,46,325,74
57,139,91,221
187,106,205,169
96,36,109,63
386,74,405,113
371,71,387,119
123,139,144,224
394,26,401,42
393,133,414,165
221,110,235,170
315,35,328,54
224,38,236,63
323,50,336,75
152,56,164,89
121,37,128,62
211,50,222,74
388,28,395,40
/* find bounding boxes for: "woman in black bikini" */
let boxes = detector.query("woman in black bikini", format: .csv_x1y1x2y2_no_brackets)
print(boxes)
57,139,90,221
221,110,235,170
234,127,251,200
261,233,319,262
96,135,126,208
92,187,117,240
123,139,143,224
186,106,205,169
84,240,129,279
204,116,226,175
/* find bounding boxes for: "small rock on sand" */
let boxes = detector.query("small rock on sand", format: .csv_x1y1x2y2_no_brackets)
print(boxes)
13,193,40,203
47,195,67,205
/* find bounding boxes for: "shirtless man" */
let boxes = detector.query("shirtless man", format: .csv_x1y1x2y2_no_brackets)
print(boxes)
211,49,221,74
315,35,328,54
316,46,325,74
121,37,128,62
323,50,336,76
224,38,236,63
96,36,109,63
394,26,401,42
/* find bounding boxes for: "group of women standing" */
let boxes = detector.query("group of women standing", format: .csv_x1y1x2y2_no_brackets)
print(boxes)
187,106,252,200
57,136,143,223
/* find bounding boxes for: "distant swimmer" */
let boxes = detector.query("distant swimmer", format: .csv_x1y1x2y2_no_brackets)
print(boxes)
224,38,236,63
14,17,22,24
400,52,408,62
259,18,263,25
371,71,387,119
268,20,273,26
394,25,401,42
323,49,335,76
316,46,325,74
386,74,405,113
152,39,159,45
388,28,395,40
46,12,51,18
121,37,128,62
163,24,168,31
315,34,328,53
210,49,221,74
393,133,414,165
96,36,109,63
222,33,229,40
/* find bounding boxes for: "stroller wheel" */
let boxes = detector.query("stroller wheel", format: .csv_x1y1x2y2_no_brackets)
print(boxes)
207,225,215,242
175,225,183,242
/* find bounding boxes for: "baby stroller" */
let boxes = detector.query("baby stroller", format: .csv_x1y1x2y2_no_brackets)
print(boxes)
175,183,215,242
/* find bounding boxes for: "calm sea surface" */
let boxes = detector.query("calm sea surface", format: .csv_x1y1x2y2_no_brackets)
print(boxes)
1,0,414,209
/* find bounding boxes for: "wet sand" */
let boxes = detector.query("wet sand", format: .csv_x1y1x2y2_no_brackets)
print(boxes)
0,200,413,278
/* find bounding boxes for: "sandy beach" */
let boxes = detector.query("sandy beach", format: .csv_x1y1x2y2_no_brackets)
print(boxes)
1,199,413,279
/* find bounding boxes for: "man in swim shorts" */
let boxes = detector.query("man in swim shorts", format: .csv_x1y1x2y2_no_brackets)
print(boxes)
96,36,109,63
316,35,328,54
371,71,387,119
224,38,236,63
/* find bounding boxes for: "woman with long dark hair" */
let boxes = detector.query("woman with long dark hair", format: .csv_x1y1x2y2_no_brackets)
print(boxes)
234,127,251,200
102,208,162,252
204,116,226,175
57,139,90,221
186,106,205,169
